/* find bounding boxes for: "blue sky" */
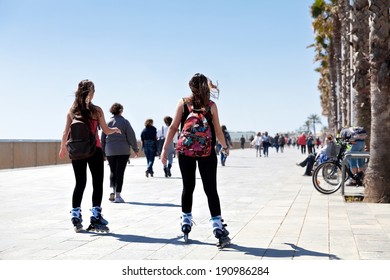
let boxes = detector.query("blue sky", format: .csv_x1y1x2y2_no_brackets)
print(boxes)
0,0,324,140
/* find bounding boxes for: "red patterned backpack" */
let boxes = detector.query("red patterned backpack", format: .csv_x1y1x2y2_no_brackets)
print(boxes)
176,98,214,157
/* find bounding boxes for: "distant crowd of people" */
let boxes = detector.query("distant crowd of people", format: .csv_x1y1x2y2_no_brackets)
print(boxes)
243,131,318,158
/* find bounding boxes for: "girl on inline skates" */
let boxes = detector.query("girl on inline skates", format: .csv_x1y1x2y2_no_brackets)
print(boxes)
160,73,231,248
59,79,121,233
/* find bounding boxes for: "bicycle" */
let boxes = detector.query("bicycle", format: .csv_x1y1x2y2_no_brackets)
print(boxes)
312,139,365,194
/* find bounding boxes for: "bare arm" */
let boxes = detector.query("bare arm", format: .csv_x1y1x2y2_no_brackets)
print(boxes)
161,99,184,165
96,106,121,135
126,120,139,156
211,103,228,153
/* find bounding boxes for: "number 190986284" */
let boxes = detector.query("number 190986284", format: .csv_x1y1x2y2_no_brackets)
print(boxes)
215,266,269,276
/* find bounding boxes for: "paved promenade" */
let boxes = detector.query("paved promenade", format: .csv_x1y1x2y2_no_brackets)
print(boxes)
1,147,390,261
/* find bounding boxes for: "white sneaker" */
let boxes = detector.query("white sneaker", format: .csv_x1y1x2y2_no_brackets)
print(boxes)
114,193,125,203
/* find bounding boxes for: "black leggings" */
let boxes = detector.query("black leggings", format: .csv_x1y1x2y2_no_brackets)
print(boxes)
71,148,104,208
107,154,129,193
178,150,221,217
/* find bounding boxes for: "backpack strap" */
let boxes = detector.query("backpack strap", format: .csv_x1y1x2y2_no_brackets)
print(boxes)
207,100,214,113
182,97,193,113
183,97,214,114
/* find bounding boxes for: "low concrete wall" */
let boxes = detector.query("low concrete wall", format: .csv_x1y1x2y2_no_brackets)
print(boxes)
0,140,247,169
0,141,71,169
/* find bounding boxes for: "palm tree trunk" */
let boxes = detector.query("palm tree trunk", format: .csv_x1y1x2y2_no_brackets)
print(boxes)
351,0,371,145
333,10,343,129
340,0,351,127
364,0,390,203
328,39,339,134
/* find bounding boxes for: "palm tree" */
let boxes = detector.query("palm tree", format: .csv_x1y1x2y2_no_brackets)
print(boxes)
310,0,338,133
303,120,312,133
307,114,322,137
364,0,390,203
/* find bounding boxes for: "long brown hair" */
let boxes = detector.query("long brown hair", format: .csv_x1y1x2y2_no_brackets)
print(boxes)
188,73,218,109
71,79,97,120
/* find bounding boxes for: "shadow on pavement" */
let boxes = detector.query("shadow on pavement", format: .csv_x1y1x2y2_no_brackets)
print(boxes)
149,176,183,180
126,201,180,207
107,232,215,246
285,243,340,259
224,242,340,259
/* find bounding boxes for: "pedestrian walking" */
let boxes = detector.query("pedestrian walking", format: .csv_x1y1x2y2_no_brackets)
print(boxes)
251,132,262,157
161,116,175,177
219,125,233,166
262,131,271,157
240,135,246,149
141,119,157,177
101,102,139,203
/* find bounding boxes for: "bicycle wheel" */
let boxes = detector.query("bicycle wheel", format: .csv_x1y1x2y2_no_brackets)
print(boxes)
312,161,342,194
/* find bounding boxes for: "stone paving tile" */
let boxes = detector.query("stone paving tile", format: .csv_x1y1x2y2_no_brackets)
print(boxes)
1,148,390,261
359,251,390,260
101,249,154,260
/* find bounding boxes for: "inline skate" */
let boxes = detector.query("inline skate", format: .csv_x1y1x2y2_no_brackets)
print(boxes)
70,207,83,232
86,206,109,233
211,216,231,249
181,213,193,243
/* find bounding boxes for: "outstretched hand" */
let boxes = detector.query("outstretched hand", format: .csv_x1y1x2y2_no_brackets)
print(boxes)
161,150,167,165
222,149,230,157
59,146,67,159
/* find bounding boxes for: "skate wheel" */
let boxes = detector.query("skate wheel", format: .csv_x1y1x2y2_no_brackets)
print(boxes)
74,226,83,233
86,224,109,233
86,225,94,231
217,241,231,249
97,226,110,233
217,237,231,249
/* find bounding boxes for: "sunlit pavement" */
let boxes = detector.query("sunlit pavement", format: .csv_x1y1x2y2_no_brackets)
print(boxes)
1,147,390,260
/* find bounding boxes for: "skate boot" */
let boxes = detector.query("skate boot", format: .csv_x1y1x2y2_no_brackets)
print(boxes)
70,207,83,232
86,206,109,233
211,216,231,249
181,213,193,243
167,164,172,177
